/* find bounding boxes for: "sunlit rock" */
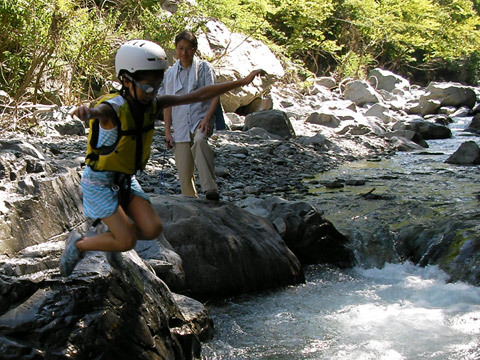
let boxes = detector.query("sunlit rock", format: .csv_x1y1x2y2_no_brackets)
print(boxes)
343,80,382,106
368,68,411,92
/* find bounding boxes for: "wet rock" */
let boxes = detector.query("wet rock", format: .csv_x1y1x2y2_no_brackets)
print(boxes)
173,294,213,342
386,129,428,148
388,135,427,151
445,141,480,165
238,196,355,268
323,180,344,189
0,247,206,359
399,118,452,140
465,113,480,134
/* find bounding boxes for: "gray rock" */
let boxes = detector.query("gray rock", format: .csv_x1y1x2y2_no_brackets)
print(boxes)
445,141,480,165
0,248,205,359
368,68,410,92
0,167,84,254
401,119,452,140
134,235,186,292
244,110,295,139
0,140,45,160
466,114,480,134
54,117,85,136
385,130,428,149
406,98,442,116
238,196,355,268
424,82,477,108
316,76,337,89
306,111,342,127
151,195,304,299
343,80,382,106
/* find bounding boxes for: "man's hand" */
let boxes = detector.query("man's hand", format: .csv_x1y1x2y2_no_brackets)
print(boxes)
197,118,212,136
164,134,174,149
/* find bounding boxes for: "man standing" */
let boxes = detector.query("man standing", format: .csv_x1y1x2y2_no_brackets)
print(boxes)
162,30,220,200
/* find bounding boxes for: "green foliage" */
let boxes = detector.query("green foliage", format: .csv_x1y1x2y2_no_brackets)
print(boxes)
140,2,201,51
0,0,122,106
196,0,271,39
0,0,479,119
331,0,480,79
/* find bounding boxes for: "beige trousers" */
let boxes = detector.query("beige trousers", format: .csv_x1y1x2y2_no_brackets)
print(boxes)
174,128,217,197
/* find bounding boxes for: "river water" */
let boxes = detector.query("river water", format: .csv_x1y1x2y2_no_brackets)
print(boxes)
202,116,480,359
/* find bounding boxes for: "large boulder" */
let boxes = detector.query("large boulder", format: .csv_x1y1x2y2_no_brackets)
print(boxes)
406,98,442,116
394,118,452,140
368,68,411,92
466,114,480,134
238,196,355,268
197,20,284,112
445,141,480,165
0,246,208,359
343,80,382,106
0,139,85,254
244,110,296,139
151,195,304,299
424,82,477,108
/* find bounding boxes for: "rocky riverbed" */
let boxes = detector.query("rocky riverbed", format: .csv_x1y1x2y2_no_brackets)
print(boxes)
1,17,480,358
1,65,480,358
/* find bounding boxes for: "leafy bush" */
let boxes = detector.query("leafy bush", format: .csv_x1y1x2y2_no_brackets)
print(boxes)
1,0,479,119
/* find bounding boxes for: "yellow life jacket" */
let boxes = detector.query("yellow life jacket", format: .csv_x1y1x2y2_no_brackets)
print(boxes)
85,93,159,175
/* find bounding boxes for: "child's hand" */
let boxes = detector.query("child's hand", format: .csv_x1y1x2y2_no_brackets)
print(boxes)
70,105,92,123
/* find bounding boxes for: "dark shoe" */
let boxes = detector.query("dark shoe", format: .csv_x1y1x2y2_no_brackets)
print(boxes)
205,189,220,201
60,230,83,277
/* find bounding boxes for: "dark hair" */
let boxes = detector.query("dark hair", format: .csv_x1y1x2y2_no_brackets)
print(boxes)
174,30,198,49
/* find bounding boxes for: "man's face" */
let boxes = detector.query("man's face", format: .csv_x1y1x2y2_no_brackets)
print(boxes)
175,39,196,67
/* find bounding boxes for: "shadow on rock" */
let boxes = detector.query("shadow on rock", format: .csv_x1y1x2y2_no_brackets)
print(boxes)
0,248,207,359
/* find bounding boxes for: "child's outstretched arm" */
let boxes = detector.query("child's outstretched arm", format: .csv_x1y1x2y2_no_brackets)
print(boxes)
71,103,116,127
160,69,266,108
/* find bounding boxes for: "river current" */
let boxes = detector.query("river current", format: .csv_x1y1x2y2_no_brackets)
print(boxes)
202,116,480,359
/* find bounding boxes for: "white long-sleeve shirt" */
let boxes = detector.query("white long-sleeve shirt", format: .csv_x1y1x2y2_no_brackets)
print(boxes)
160,56,217,142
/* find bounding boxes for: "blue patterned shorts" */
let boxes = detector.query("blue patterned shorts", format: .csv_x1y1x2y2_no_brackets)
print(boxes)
81,166,150,219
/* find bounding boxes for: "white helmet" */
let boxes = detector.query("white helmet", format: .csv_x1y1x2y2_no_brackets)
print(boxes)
115,40,168,78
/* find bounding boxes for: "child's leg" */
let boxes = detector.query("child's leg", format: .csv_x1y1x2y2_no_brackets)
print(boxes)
76,196,162,252
125,195,163,240
76,206,137,252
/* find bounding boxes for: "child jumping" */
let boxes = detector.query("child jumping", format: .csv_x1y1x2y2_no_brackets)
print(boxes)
60,39,264,276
